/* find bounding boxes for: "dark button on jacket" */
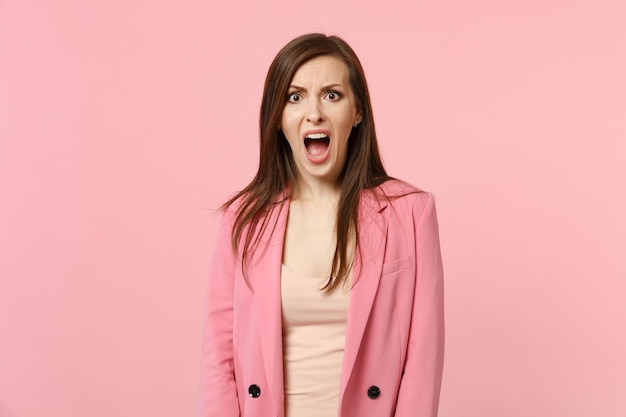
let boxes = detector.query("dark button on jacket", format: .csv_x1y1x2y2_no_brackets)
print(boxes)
248,384,261,398
367,385,381,399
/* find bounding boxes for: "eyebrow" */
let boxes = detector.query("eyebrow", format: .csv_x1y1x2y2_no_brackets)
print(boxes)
288,83,345,91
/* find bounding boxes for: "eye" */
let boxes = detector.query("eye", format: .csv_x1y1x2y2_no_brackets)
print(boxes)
287,92,302,103
325,91,342,101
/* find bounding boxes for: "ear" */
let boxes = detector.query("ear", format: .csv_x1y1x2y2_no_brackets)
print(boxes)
353,112,362,127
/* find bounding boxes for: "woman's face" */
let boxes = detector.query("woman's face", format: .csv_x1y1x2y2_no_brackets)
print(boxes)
280,55,361,186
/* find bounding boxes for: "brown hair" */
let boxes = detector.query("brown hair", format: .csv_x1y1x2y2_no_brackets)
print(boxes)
223,33,392,292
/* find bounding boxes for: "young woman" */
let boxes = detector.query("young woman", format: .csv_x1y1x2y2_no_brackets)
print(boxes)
200,33,444,417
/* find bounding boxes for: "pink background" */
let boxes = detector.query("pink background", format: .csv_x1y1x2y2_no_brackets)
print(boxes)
1,0,625,416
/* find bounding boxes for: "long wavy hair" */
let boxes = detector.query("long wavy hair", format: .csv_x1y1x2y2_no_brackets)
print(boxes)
223,33,392,292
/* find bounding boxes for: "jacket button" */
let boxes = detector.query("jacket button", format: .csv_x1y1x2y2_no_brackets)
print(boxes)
248,384,261,398
367,385,380,399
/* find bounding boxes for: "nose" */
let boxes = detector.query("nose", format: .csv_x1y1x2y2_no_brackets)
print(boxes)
306,99,324,124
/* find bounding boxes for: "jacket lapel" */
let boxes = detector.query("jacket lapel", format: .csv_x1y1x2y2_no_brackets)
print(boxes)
340,191,388,398
248,197,290,417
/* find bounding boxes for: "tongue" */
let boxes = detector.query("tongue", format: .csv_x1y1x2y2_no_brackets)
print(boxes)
306,140,328,157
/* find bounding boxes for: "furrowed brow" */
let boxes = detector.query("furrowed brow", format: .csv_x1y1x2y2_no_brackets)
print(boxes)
288,83,345,91
288,84,306,92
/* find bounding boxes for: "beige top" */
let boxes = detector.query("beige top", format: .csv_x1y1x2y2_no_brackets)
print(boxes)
281,264,351,417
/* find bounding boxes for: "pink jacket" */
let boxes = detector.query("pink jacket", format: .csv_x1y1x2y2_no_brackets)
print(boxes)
200,180,444,417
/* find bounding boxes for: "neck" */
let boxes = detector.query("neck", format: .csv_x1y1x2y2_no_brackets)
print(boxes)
290,176,340,204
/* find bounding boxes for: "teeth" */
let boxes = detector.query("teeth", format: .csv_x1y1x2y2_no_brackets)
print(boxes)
305,133,329,139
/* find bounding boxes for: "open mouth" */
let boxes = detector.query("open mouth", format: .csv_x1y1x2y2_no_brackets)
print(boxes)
304,132,330,157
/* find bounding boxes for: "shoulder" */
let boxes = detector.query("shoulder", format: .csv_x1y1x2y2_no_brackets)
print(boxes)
218,188,288,237
375,181,441,244
377,178,421,195
218,194,243,226
365,179,435,215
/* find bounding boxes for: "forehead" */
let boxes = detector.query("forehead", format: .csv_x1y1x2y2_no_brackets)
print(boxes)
290,55,350,86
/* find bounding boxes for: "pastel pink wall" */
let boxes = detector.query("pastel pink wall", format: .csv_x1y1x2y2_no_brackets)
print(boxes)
1,1,624,416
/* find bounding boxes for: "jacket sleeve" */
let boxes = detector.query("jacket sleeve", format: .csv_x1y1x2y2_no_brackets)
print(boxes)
394,195,445,417
199,209,240,417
